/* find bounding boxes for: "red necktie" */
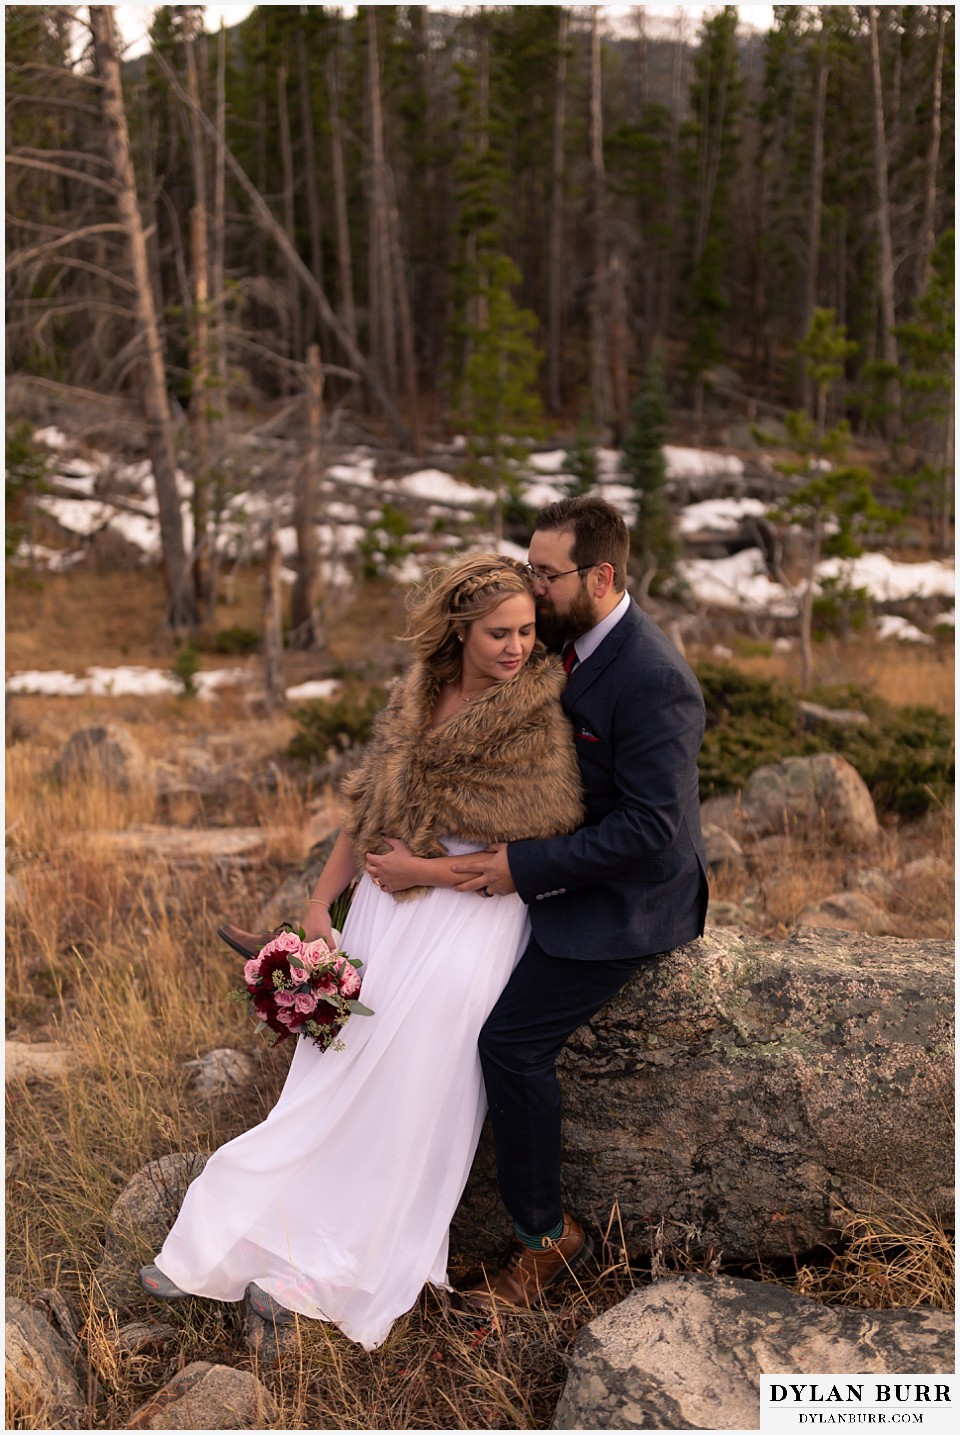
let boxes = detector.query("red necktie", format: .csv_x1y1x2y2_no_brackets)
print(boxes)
562,644,578,675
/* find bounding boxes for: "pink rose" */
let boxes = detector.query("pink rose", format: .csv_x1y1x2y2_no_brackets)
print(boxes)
299,939,331,972
294,990,318,1015
337,962,361,998
243,957,263,985
274,989,297,1007
275,1007,297,1026
260,929,302,959
317,976,338,997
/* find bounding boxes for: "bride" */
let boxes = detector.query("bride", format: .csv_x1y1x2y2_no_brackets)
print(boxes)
139,554,583,1351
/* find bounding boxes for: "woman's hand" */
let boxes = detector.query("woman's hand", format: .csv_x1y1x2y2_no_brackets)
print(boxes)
365,836,421,895
302,903,336,947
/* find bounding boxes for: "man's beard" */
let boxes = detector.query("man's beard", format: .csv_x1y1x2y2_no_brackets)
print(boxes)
536,585,598,650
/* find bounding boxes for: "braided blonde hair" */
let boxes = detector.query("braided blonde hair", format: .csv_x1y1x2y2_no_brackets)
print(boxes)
406,553,538,685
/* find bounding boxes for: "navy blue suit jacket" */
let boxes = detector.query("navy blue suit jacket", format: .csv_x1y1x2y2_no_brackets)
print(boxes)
507,600,708,960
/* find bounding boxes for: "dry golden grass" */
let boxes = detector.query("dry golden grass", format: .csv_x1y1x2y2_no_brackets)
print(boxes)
688,633,955,716
783,1198,955,1313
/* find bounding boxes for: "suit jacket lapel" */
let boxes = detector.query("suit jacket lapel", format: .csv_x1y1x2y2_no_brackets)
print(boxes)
561,600,642,712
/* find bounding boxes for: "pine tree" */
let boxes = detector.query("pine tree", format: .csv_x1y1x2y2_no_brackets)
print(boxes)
462,254,544,545
621,344,677,597
894,229,955,550
774,309,892,689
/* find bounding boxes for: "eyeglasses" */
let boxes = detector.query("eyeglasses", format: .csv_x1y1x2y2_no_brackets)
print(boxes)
526,564,598,588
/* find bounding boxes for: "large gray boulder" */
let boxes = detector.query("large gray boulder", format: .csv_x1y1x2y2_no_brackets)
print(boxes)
96,1152,207,1308
5,1298,86,1430
452,929,953,1264
554,1275,954,1430
126,1361,279,1429
740,753,879,847
53,723,148,791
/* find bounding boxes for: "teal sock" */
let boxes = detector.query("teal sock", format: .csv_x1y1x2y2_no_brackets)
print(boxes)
515,1219,563,1251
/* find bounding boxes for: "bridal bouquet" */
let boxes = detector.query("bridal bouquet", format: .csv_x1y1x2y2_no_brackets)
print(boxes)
232,926,373,1052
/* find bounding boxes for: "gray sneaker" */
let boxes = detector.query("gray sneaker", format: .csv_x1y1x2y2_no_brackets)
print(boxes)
139,1263,191,1300
246,1282,295,1324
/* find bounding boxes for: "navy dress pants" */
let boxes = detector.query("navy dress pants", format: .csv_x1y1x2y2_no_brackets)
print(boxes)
477,935,655,1235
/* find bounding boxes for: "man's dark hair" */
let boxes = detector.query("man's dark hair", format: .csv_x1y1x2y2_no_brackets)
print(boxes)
533,495,630,592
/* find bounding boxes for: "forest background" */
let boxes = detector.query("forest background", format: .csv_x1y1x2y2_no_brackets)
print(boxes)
5,2,955,634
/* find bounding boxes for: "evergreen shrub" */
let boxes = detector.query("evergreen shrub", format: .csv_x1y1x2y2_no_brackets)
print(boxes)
696,663,954,818
288,686,388,763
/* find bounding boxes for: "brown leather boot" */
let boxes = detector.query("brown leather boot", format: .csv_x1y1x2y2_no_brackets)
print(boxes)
458,1214,593,1313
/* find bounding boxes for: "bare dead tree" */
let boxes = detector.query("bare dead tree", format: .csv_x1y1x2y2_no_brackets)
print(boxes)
88,4,196,630
547,7,568,417
589,10,611,437
290,343,325,650
327,44,357,352
868,6,901,430
149,44,411,449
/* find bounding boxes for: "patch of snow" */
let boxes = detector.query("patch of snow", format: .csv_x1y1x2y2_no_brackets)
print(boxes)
523,480,570,508
874,615,935,645
11,542,87,573
285,679,342,702
527,450,569,474
109,510,163,558
818,553,955,602
678,548,797,616
595,448,623,480
664,447,746,481
678,497,767,535
194,668,250,693
324,501,359,523
392,554,427,585
712,644,734,659
85,666,180,696
773,637,794,652
35,495,111,537
7,669,92,696
114,459,153,489
934,609,955,628
327,458,377,487
393,469,494,507
32,426,69,450
316,523,367,554
496,540,530,565
6,664,252,699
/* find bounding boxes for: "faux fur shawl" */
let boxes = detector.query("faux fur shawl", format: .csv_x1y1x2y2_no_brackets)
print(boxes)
341,655,584,900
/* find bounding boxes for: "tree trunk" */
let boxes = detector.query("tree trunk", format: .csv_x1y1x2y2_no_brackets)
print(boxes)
799,504,822,692
547,8,567,417
662,11,686,338
149,45,411,448
868,6,900,428
327,45,357,352
185,25,211,614
254,8,267,278
609,251,629,444
290,343,324,649
802,36,828,412
917,7,946,294
296,18,324,347
367,8,396,397
89,5,195,630
589,11,610,437
278,64,300,390
207,20,229,622
386,168,422,455
262,521,286,710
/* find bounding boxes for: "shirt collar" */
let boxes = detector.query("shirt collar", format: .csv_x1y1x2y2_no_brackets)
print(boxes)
568,590,631,665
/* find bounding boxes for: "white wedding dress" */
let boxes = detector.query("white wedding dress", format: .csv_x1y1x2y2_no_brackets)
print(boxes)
155,840,529,1351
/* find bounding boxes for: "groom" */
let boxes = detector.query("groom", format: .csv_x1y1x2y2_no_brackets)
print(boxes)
452,495,708,1311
